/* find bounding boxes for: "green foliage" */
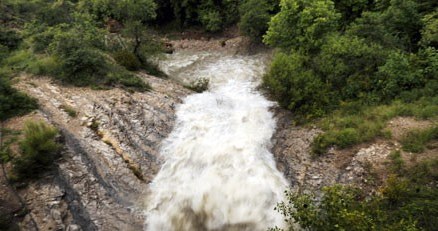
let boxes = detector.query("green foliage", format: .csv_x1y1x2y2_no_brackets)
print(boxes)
83,0,157,23
401,126,438,153
388,151,405,174
239,0,278,40
113,50,142,71
315,33,388,100
60,104,78,118
273,177,438,231
199,9,222,32
263,0,438,142
264,0,341,51
263,52,331,119
311,98,438,155
12,121,61,180
0,28,22,50
0,76,37,122
107,70,151,92
168,0,240,31
420,10,438,47
376,52,425,101
333,0,371,26
380,0,422,51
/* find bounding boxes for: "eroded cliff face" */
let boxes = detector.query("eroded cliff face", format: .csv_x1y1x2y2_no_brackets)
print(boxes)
10,73,190,230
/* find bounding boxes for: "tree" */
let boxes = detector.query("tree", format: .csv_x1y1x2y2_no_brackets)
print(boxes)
239,0,278,40
264,0,341,52
420,9,438,48
263,52,331,119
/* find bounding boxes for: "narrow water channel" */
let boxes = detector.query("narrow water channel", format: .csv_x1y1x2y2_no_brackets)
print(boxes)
146,51,288,231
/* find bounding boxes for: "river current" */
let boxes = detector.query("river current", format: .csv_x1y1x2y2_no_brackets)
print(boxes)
145,51,288,231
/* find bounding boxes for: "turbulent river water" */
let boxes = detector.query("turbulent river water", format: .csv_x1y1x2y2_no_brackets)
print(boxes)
146,51,288,231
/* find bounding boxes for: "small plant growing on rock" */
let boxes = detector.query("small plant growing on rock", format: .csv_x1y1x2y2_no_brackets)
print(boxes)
12,121,61,180
185,77,210,93
60,104,77,118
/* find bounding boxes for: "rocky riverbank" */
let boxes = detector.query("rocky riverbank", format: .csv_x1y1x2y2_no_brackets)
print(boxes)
3,73,190,230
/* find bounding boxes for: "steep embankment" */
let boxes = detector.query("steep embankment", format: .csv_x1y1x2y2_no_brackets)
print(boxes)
8,73,190,230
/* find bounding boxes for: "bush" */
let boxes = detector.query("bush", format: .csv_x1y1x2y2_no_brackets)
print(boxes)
0,28,22,50
376,51,424,101
239,0,277,40
264,0,341,51
420,10,438,48
12,121,61,180
113,50,142,71
60,104,78,118
107,71,151,92
315,34,388,100
199,9,222,32
0,76,37,121
271,182,438,231
401,126,438,153
58,48,109,86
263,52,331,120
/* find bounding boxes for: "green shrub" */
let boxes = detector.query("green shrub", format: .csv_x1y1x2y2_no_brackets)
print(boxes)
108,71,151,92
0,45,8,61
60,104,78,118
264,0,341,51
199,9,222,32
239,0,277,40
3,49,37,72
142,61,167,78
27,55,61,76
263,52,331,120
271,181,438,231
113,50,142,71
315,33,388,100
420,10,438,47
58,48,109,86
388,150,405,175
0,28,22,50
0,76,37,121
376,51,424,101
12,121,61,180
401,126,438,153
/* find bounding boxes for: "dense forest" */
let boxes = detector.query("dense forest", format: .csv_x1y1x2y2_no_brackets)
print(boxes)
1,0,437,230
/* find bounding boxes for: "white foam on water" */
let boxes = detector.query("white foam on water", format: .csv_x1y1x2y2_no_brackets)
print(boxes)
145,51,288,231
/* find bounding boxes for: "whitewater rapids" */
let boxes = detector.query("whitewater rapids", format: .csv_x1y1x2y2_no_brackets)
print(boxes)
145,51,288,231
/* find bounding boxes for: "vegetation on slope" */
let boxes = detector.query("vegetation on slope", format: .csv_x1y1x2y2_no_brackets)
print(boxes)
262,1,437,230
262,0,438,153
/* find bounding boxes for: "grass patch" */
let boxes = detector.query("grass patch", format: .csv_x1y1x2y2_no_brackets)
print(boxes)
312,98,438,156
11,121,61,181
401,126,438,153
388,150,405,175
60,104,77,118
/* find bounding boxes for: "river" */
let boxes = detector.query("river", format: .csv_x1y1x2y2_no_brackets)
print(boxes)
145,51,288,231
